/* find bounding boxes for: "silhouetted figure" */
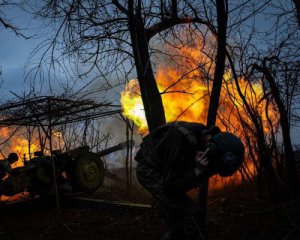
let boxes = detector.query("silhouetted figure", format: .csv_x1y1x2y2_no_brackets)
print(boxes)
135,121,244,240
0,152,18,178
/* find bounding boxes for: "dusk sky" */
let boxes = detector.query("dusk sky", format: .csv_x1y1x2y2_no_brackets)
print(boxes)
1,3,300,239
0,3,299,146
0,5,44,97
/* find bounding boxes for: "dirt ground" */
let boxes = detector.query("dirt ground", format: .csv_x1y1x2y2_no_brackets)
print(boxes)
0,184,300,240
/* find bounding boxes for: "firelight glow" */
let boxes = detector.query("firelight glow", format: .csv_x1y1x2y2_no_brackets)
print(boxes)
120,35,278,137
120,33,278,189
0,128,63,168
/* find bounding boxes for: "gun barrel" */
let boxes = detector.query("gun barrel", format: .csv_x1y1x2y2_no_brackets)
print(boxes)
97,140,134,156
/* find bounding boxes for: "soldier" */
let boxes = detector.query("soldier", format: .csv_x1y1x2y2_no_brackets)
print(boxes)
135,121,245,240
0,152,18,194
0,152,18,179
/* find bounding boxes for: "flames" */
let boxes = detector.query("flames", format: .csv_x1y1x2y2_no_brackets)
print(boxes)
0,127,39,167
121,41,277,136
121,32,278,189
121,81,148,133
121,36,212,134
0,127,63,202
0,127,63,168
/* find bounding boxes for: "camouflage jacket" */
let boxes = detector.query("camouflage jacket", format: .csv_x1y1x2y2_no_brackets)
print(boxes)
135,121,208,195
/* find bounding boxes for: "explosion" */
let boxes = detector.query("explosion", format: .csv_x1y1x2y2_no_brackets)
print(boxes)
0,127,63,168
121,40,277,136
0,127,39,167
121,33,278,189
121,36,212,135
0,127,66,202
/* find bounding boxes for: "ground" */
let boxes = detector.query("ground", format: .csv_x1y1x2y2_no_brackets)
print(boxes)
0,182,300,240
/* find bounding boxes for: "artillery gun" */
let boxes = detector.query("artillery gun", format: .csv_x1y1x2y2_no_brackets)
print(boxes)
0,141,132,197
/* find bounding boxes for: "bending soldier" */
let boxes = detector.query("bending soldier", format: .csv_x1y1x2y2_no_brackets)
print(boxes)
135,121,245,240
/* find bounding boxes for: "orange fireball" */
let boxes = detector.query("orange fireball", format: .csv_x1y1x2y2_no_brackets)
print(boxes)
121,34,277,136
120,32,278,189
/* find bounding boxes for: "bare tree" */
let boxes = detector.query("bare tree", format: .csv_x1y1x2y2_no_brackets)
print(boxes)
292,0,300,27
29,0,217,131
27,1,293,227
252,57,299,196
221,0,300,195
0,0,27,37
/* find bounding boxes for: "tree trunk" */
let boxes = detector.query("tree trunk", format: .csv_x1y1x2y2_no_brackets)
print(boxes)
200,0,228,229
292,0,300,27
128,2,166,132
206,0,228,126
125,118,130,191
227,53,279,198
253,62,299,196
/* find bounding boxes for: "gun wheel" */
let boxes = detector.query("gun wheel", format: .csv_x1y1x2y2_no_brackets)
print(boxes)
74,153,104,193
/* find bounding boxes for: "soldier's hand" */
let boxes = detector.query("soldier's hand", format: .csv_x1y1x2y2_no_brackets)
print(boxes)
194,148,209,177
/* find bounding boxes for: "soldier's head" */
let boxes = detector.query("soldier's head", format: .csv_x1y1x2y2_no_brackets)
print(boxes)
7,152,18,164
206,132,245,177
